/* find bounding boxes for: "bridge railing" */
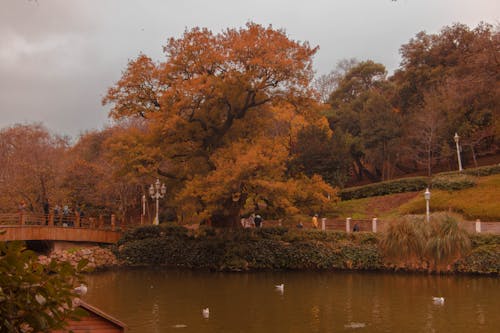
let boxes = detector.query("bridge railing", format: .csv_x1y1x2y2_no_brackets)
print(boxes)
0,212,130,232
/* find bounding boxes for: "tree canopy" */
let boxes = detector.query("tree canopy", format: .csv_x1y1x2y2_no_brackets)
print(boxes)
103,23,335,226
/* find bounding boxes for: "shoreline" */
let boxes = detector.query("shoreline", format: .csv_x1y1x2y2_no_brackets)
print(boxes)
38,242,499,277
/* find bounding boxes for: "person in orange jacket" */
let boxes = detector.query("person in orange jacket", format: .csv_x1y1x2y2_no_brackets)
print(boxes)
312,214,318,229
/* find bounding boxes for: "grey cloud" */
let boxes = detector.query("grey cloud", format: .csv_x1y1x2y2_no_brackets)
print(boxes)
0,0,498,138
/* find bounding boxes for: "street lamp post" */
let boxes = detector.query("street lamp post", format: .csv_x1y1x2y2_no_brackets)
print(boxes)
454,132,463,172
424,188,431,223
141,194,146,225
149,179,166,225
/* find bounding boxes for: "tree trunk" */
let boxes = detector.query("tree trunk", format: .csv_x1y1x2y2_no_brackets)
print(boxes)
470,144,478,168
211,193,248,229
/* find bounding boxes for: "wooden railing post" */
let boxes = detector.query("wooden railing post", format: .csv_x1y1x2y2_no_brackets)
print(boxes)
20,212,25,225
98,215,104,229
111,214,116,231
475,219,481,233
346,217,351,233
48,213,54,226
89,217,96,228
74,212,80,228
321,217,326,231
372,217,378,233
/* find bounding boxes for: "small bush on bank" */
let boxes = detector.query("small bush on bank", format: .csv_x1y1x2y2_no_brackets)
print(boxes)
431,174,476,191
469,234,500,247
454,245,500,274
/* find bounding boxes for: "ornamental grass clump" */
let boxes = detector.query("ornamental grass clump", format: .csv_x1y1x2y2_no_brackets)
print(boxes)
381,213,471,273
380,216,428,268
425,213,471,272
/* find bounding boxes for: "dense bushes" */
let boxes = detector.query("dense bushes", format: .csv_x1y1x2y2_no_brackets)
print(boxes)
455,245,500,274
115,224,499,274
115,226,383,271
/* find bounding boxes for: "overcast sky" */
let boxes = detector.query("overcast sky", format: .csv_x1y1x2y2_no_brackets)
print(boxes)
0,0,498,138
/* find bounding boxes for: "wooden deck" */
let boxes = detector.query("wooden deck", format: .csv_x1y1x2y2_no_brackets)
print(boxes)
51,301,126,332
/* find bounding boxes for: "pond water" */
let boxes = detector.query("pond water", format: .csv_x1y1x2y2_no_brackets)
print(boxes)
83,269,499,333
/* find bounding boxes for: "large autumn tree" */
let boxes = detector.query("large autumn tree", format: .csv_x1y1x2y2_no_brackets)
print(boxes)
103,23,336,227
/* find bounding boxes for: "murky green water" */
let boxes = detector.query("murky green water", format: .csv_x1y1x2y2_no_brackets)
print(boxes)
83,269,499,332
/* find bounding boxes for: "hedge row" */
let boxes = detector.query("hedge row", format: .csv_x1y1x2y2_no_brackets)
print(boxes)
114,225,499,274
339,177,428,200
440,164,500,177
430,173,476,191
114,226,383,271
339,164,500,200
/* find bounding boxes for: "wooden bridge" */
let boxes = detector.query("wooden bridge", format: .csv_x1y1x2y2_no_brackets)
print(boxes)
0,213,124,244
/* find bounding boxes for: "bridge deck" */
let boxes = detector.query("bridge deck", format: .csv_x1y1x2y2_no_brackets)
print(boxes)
0,225,122,243
0,213,123,243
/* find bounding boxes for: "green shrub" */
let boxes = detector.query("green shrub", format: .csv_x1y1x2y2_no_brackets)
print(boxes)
454,244,500,274
339,177,429,200
115,227,383,271
340,244,382,269
469,234,500,247
431,174,476,191
117,224,190,246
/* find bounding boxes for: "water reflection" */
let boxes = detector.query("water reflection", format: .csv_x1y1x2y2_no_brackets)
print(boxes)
84,269,500,333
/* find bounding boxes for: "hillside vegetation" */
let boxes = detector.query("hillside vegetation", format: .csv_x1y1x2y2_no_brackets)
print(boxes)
333,172,500,221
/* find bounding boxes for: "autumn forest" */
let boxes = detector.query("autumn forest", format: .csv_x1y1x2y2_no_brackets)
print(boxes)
1,22,498,227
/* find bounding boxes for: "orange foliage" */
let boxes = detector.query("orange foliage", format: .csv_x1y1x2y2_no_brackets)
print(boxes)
103,23,335,226
0,124,68,213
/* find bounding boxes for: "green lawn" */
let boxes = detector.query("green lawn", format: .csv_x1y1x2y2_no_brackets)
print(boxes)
332,174,500,221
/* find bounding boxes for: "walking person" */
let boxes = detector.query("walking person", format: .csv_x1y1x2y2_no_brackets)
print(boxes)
311,214,318,229
254,214,263,228
43,200,49,225
62,205,70,226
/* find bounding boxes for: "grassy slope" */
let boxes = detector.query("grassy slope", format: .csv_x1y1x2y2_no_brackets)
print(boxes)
333,174,500,221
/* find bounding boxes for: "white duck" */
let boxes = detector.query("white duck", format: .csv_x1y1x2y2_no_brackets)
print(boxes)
202,308,210,318
432,297,445,305
275,284,284,293
74,284,88,296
